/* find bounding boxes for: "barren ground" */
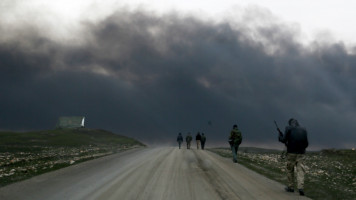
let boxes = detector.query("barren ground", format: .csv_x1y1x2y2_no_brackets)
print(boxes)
0,147,310,200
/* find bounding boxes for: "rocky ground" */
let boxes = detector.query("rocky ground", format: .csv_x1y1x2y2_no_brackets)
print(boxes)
0,144,139,186
209,148,356,200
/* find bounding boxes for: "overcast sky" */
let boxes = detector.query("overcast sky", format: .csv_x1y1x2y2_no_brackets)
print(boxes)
1,0,355,149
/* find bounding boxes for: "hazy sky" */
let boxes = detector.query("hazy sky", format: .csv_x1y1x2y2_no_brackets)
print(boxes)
1,0,355,149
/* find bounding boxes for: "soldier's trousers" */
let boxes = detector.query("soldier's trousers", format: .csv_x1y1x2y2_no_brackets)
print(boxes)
201,142,205,150
196,140,201,149
286,153,306,189
231,145,239,162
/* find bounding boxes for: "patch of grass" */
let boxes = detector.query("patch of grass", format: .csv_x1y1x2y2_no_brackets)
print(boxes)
209,148,356,200
0,128,144,148
0,128,145,187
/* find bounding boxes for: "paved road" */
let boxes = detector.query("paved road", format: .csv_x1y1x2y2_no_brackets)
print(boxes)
0,147,310,200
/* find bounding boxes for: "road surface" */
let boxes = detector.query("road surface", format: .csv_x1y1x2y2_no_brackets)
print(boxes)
0,147,310,200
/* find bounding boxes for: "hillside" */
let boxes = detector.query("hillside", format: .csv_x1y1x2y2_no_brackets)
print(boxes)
0,128,144,150
0,128,145,187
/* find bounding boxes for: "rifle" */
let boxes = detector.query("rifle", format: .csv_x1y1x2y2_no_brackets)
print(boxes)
274,120,283,137
274,120,287,159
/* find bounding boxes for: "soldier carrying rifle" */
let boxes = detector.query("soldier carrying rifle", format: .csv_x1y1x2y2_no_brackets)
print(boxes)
276,118,309,196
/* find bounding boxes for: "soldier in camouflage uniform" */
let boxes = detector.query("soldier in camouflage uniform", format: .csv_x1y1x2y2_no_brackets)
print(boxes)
279,118,309,196
228,124,242,163
186,133,193,149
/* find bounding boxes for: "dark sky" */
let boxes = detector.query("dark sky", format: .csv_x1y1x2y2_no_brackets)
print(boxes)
1,9,355,149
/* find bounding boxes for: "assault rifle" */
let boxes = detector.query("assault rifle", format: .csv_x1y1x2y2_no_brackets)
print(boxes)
274,120,287,159
274,120,283,137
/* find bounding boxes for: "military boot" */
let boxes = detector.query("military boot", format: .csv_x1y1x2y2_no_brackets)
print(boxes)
284,187,294,193
299,189,305,196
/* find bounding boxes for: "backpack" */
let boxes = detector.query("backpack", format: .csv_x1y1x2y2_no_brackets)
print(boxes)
230,130,242,145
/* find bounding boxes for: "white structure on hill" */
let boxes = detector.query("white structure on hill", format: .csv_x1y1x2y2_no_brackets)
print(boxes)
56,116,85,129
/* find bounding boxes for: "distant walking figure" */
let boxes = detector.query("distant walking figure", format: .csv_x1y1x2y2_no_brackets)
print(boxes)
201,133,206,150
228,124,242,163
279,118,308,196
196,132,201,149
186,133,192,149
177,133,183,149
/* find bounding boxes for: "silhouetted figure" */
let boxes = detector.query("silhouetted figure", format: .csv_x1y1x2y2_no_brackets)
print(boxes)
177,133,183,149
196,132,201,149
228,124,242,163
279,118,308,196
201,133,206,150
186,133,192,149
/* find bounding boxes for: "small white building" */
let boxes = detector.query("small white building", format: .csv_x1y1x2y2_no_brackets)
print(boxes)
56,116,85,129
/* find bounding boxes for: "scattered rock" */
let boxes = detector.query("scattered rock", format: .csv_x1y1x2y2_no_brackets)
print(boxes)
20,168,28,173
4,172,14,176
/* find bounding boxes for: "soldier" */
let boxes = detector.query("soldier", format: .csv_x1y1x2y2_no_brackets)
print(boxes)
177,133,183,149
186,133,192,149
201,133,206,150
279,118,309,196
228,124,242,163
196,132,201,149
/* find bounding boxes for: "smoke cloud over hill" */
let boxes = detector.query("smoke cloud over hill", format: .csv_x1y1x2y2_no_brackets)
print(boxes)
1,8,355,149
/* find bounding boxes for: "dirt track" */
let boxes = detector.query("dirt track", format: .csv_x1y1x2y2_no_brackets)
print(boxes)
0,146,310,200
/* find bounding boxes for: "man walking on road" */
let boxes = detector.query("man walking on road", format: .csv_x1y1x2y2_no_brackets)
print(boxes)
177,133,183,149
196,132,201,149
201,133,206,150
186,133,192,149
228,124,242,163
279,118,309,196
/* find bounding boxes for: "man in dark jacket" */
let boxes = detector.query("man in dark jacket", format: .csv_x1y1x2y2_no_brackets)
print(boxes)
177,133,183,149
196,132,202,149
229,124,242,163
279,118,308,196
